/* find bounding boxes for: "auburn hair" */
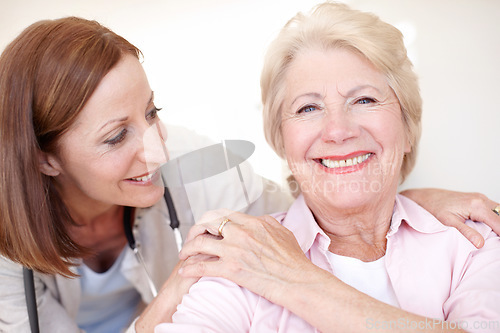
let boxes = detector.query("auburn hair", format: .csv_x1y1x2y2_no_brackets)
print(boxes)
0,17,141,277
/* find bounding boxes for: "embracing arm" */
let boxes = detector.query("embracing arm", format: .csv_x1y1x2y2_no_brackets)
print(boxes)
401,188,500,247
133,258,207,333
177,211,473,332
147,188,498,330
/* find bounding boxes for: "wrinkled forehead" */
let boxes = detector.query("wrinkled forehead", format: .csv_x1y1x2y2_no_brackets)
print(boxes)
283,47,395,103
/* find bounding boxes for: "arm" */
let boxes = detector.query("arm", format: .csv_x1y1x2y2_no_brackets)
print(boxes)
133,255,215,332
401,188,500,247
0,257,82,332
444,224,500,332
178,211,468,332
154,277,257,333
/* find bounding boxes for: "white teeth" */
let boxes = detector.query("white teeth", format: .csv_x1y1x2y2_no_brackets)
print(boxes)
130,173,154,182
321,153,371,169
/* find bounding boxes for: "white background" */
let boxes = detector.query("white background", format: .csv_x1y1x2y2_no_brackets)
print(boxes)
1,0,498,201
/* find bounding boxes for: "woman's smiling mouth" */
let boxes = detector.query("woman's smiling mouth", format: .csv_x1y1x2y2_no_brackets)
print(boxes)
314,152,373,174
127,169,160,183
319,152,372,169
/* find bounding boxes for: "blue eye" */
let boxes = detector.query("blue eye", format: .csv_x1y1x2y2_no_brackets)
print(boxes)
297,104,319,114
105,129,127,146
356,97,376,104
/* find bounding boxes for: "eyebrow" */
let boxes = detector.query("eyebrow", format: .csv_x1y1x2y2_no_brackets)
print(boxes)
340,84,383,97
289,84,384,108
98,91,155,133
290,92,323,108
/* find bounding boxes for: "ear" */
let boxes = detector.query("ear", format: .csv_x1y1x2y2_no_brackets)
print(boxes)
38,151,62,177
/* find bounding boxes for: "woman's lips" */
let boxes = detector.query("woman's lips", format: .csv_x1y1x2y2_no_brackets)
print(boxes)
127,168,160,183
315,152,373,174
320,152,372,168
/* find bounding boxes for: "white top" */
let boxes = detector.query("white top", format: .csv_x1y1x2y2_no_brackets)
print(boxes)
76,246,141,333
326,251,400,307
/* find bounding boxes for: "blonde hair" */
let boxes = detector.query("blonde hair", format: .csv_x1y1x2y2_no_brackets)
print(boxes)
261,2,422,182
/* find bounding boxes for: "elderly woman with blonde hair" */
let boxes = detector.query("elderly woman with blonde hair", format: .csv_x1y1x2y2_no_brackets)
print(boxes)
156,2,500,332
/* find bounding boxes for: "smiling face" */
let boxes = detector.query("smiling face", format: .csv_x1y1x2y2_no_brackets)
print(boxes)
282,47,410,215
43,54,167,212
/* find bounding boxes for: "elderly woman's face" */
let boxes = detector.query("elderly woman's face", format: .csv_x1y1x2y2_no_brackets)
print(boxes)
281,48,410,211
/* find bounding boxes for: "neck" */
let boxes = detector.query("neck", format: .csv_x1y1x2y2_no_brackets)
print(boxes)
65,200,127,253
308,196,395,262
67,204,129,272
69,204,122,227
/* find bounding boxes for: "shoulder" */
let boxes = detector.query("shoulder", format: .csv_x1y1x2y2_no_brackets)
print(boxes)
395,194,493,239
167,276,258,331
392,195,498,262
0,255,24,277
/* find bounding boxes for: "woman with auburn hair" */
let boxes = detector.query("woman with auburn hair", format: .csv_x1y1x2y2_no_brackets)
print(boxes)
0,14,498,333
157,3,500,332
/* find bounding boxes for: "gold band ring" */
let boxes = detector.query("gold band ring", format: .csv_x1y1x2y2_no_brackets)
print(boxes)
218,218,230,237
493,205,500,216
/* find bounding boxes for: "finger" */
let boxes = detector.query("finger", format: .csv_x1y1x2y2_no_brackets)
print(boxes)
195,208,235,225
182,253,218,265
178,258,225,279
185,210,241,242
467,200,500,237
259,214,285,228
443,213,485,248
179,232,225,260
179,253,219,278
186,210,267,242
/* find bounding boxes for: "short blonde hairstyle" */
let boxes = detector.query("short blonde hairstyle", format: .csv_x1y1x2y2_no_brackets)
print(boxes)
261,2,422,182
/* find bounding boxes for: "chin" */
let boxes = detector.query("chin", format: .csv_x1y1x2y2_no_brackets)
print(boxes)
306,183,376,206
128,187,165,208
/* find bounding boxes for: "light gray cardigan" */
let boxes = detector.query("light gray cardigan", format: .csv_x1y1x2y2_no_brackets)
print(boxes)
0,177,292,333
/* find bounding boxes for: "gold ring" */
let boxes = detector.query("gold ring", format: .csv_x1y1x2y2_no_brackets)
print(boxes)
218,218,230,237
493,205,500,216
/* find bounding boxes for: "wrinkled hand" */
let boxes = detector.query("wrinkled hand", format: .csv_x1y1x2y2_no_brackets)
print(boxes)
177,209,323,305
401,188,500,248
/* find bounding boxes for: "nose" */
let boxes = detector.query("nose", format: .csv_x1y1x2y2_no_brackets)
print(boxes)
320,106,360,144
138,120,169,168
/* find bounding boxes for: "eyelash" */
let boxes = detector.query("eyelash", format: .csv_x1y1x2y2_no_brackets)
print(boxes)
354,97,376,105
105,129,127,146
297,104,322,114
147,107,162,122
105,106,162,147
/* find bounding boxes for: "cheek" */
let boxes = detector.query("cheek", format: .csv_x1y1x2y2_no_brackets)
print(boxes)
82,150,134,182
281,120,317,161
367,110,406,148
